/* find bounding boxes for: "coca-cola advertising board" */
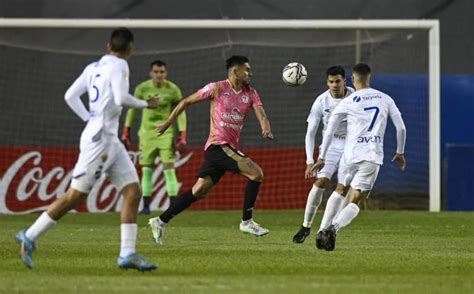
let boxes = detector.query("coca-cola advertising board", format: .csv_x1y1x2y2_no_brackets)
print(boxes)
0,147,309,214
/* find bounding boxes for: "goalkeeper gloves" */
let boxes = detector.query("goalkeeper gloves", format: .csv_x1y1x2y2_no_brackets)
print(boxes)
121,127,132,150
175,131,187,149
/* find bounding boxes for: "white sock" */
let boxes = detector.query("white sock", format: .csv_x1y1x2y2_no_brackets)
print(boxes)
120,223,137,258
334,189,351,219
25,212,57,241
319,192,345,231
302,185,324,228
333,203,360,233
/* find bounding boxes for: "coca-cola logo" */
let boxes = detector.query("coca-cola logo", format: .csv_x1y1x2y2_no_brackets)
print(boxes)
0,150,193,214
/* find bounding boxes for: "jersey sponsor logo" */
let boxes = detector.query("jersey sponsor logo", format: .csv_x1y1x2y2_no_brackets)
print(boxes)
241,95,249,104
218,120,243,130
221,107,244,121
357,135,382,143
334,134,346,140
363,94,382,100
353,96,362,103
324,109,330,113
148,94,160,100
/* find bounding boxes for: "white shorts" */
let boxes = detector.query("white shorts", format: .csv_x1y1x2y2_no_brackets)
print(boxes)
71,139,139,193
339,157,380,192
317,138,348,185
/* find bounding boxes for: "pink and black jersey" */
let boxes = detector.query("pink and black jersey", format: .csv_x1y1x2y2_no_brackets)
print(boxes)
197,79,263,150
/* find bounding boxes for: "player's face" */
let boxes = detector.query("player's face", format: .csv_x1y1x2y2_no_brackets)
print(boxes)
150,65,167,85
327,75,346,98
235,63,252,86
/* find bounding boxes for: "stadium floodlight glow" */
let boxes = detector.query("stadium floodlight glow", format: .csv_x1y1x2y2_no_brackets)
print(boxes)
0,18,440,212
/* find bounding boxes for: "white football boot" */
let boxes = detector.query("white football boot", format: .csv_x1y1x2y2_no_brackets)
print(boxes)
148,217,166,245
239,219,270,237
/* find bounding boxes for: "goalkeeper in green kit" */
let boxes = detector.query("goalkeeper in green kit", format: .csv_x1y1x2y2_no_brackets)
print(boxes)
122,60,187,215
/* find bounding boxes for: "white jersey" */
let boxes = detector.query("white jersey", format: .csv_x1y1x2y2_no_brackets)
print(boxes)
328,87,406,165
305,87,355,164
64,54,148,145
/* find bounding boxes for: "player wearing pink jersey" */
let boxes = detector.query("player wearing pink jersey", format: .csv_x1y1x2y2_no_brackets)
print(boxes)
148,56,273,244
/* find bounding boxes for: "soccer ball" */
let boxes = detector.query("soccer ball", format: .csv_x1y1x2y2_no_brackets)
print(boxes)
282,62,307,86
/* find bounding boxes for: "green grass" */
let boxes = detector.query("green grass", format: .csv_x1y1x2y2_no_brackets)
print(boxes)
1,211,473,294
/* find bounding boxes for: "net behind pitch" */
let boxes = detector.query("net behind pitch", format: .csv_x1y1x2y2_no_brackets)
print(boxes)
0,27,429,212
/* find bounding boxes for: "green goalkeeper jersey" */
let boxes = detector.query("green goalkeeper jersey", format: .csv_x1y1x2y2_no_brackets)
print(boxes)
124,79,186,140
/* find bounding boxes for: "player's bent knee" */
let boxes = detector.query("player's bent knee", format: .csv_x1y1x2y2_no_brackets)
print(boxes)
246,164,263,182
315,177,330,189
121,182,142,201
163,163,174,170
192,179,213,199
192,187,209,199
335,184,350,195
250,170,264,182
349,189,365,204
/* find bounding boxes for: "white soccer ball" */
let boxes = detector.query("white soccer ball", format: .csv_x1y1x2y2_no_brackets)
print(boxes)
282,62,307,86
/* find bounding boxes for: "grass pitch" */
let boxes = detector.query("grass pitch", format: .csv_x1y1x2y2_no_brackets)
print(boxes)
1,210,473,293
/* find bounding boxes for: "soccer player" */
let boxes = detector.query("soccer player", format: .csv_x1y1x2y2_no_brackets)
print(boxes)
293,66,354,245
122,60,187,215
15,28,158,271
148,55,273,245
312,63,406,251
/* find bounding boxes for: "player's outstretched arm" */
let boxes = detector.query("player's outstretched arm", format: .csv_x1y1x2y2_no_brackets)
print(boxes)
110,63,154,109
64,70,90,122
157,92,202,136
254,106,273,139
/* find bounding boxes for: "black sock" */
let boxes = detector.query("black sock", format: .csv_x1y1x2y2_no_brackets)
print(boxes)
243,180,261,221
143,197,151,209
160,190,198,223
169,196,178,207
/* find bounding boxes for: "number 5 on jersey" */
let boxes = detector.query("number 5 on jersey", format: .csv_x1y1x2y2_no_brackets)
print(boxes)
90,74,101,103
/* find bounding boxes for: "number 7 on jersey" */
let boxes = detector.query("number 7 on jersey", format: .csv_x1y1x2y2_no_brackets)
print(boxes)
364,106,379,132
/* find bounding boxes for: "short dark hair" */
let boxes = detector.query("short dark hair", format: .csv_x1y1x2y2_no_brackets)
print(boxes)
326,66,345,78
109,27,134,53
352,63,371,77
226,55,249,70
150,60,167,68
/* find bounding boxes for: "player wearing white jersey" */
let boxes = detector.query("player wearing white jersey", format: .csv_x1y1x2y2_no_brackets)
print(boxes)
16,28,158,271
312,63,406,251
293,66,354,245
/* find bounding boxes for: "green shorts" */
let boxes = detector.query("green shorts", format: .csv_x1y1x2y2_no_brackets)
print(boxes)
139,132,176,165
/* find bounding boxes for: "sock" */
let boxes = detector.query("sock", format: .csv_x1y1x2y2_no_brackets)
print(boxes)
334,189,351,219
25,212,57,241
243,180,261,221
142,197,151,210
141,166,153,198
159,190,198,223
163,168,179,197
319,192,345,231
120,223,137,258
333,203,360,233
302,185,324,228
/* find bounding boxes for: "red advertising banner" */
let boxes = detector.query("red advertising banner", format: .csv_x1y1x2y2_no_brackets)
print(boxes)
0,147,310,214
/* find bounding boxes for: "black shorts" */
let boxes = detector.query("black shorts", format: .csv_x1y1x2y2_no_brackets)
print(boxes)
198,144,247,184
